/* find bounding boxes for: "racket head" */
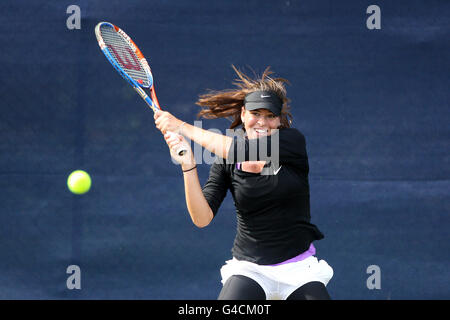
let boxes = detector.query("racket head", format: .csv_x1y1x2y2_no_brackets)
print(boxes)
95,22,155,90
95,22,185,156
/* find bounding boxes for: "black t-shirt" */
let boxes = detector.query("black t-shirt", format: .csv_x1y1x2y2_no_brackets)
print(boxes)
202,128,324,265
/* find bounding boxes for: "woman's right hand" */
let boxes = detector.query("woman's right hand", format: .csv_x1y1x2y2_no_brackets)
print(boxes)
164,132,195,167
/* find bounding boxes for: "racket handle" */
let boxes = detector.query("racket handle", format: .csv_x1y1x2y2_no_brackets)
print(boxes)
166,131,188,156
175,146,188,156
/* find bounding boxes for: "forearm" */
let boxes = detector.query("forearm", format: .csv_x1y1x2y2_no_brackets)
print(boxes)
180,122,232,159
182,164,214,228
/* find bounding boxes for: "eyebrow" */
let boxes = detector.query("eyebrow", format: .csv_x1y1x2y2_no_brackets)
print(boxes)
250,110,276,116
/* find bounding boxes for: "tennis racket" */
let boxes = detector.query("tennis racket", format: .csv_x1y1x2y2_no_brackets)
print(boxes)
94,21,187,156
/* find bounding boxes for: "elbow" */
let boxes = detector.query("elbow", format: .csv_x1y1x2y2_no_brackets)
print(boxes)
191,209,214,228
193,215,213,228
194,220,210,228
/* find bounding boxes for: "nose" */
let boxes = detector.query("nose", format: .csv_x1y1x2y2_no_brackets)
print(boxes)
256,115,268,126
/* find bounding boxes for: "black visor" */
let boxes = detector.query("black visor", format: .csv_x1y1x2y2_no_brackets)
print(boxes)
244,90,283,116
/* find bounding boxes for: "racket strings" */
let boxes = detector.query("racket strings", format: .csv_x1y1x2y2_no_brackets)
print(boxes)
100,25,150,87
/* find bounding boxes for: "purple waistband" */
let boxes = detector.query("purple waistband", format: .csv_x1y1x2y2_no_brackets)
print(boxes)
269,243,316,266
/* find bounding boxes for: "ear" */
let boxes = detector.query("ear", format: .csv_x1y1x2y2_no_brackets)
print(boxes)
241,107,246,123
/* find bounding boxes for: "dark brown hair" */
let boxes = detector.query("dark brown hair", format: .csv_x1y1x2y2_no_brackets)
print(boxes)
196,65,293,129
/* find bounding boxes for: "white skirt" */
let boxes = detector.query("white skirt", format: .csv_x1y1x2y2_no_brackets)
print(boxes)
220,256,333,300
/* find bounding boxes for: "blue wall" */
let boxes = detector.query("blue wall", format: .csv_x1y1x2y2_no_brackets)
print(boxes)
0,0,448,299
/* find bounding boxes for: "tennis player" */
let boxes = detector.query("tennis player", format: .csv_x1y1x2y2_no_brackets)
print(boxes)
154,66,333,300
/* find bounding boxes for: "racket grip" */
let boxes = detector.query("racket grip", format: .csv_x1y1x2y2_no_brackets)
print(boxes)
166,131,188,156
175,146,188,156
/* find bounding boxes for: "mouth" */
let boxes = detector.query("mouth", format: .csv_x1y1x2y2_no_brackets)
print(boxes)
254,128,269,135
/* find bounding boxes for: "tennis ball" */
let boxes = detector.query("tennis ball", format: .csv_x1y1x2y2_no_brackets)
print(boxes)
67,170,91,195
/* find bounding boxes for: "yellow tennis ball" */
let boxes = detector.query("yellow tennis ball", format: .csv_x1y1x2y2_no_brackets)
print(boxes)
67,170,91,195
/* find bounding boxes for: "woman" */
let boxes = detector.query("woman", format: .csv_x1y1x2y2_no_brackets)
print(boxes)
154,66,333,300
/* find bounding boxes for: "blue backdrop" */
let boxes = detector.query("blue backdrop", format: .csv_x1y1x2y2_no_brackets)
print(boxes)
0,0,448,299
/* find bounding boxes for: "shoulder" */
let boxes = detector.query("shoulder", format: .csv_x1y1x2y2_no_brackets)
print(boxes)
277,128,308,159
279,127,306,142
277,128,307,150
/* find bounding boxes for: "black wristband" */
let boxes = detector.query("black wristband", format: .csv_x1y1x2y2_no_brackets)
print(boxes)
182,165,197,173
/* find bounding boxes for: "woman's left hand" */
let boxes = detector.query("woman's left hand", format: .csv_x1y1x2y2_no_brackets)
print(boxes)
154,110,184,135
